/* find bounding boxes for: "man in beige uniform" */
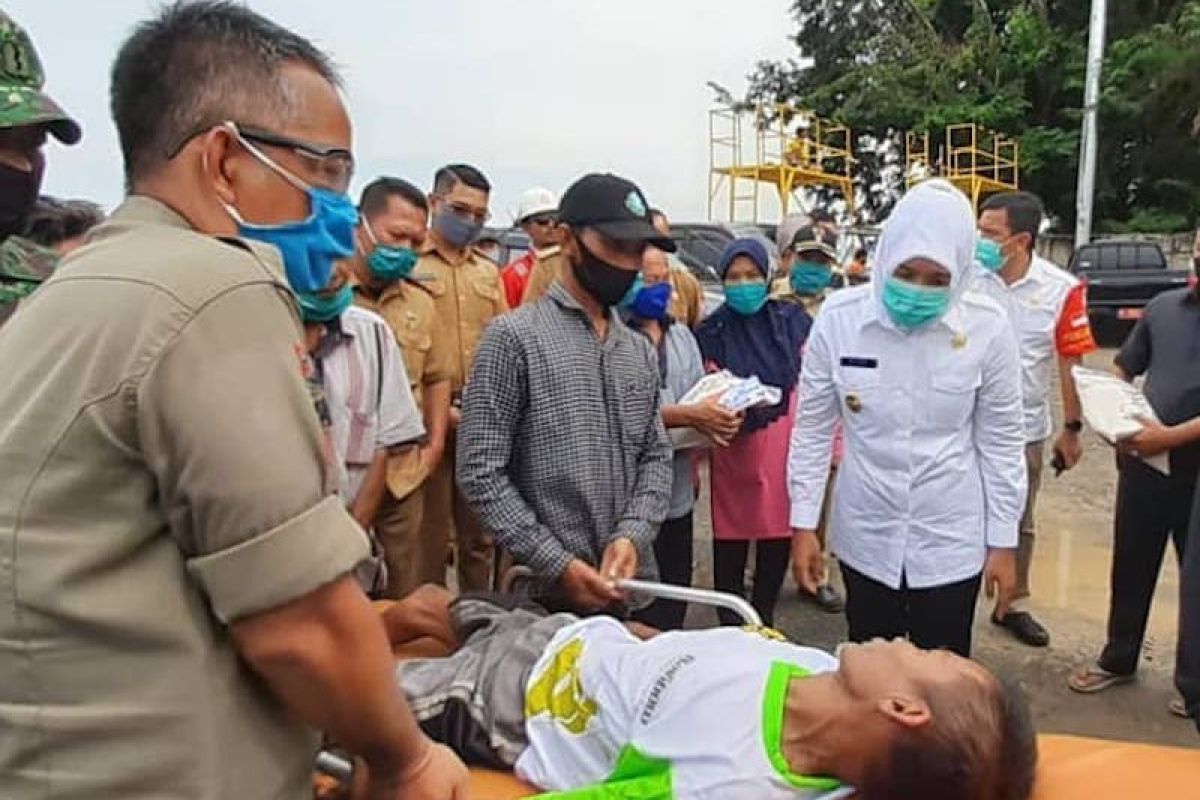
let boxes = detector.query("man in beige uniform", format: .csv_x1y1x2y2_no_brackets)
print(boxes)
417,163,508,591
350,176,454,598
0,5,465,799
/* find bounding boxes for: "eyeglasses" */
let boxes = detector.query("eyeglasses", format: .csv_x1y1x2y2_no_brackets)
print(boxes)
438,198,491,224
235,124,355,193
527,214,557,227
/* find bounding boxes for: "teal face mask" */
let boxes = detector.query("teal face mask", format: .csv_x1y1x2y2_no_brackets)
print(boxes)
882,277,951,330
975,238,1004,272
619,275,644,309
725,281,769,316
363,219,418,282
297,283,353,323
789,260,833,295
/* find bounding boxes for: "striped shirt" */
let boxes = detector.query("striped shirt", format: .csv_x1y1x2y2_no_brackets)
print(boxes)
457,281,672,580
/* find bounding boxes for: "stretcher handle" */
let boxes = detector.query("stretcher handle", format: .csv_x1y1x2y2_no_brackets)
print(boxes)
316,750,354,784
615,578,763,626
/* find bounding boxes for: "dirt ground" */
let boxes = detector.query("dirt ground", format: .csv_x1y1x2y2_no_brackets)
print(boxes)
684,348,1198,748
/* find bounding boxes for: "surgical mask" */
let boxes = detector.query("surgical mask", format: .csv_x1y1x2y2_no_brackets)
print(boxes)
789,260,833,295
627,281,672,321
362,219,418,282
297,283,353,323
975,237,1004,272
725,281,769,316
572,237,640,308
218,127,357,293
433,206,483,249
0,155,44,240
882,277,951,330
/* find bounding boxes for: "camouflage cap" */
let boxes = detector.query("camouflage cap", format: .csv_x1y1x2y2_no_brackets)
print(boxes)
0,11,80,145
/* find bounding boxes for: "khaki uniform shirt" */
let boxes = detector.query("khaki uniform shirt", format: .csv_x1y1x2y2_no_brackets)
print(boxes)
520,245,565,306
0,196,369,800
355,278,453,499
415,235,508,391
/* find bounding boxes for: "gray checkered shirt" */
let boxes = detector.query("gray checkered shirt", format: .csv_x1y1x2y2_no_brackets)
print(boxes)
457,281,672,581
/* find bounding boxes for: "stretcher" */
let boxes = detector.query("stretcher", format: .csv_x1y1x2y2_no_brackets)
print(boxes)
318,581,1200,798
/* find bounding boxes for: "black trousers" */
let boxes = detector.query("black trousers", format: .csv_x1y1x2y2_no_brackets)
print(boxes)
1100,457,1195,676
634,513,694,631
712,538,790,627
840,562,982,657
1178,469,1200,732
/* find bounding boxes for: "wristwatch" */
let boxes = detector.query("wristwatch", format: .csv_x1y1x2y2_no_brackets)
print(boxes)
1064,420,1083,434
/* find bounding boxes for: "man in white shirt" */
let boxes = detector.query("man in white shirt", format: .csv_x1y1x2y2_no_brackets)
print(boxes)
789,180,1026,658
974,192,1096,647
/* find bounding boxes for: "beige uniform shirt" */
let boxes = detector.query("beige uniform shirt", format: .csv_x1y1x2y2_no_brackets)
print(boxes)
0,196,369,800
520,245,564,306
415,235,508,391
355,278,453,499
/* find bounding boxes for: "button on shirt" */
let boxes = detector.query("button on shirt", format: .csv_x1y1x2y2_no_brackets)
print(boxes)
970,256,1095,442
788,286,1027,589
313,305,425,501
457,281,673,580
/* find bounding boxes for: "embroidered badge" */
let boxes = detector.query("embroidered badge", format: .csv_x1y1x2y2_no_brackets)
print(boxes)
625,190,647,217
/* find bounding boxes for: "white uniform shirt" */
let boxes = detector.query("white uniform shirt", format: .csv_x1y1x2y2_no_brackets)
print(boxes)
517,617,845,800
970,256,1093,442
316,305,424,501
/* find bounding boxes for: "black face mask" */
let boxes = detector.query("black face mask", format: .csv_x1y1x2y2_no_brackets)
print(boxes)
572,237,640,308
0,154,44,241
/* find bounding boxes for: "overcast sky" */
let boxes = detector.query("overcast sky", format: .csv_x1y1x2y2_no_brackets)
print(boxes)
13,0,797,224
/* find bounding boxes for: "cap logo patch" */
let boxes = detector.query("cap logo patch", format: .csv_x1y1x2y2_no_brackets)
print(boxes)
625,190,647,218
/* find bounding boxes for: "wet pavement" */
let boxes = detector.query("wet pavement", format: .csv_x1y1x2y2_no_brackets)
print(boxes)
685,349,1197,748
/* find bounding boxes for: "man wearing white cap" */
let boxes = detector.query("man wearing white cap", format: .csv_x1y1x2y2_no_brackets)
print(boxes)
501,186,560,308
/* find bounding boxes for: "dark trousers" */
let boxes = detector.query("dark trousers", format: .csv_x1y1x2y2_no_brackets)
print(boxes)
1099,457,1195,676
635,513,694,630
840,562,982,657
712,538,790,627
1176,470,1200,731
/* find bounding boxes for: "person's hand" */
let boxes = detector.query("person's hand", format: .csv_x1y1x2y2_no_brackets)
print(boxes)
560,558,622,611
690,398,742,443
353,743,469,800
790,529,824,595
984,548,1017,619
1120,416,1179,458
599,536,638,582
447,406,461,430
1052,429,1083,471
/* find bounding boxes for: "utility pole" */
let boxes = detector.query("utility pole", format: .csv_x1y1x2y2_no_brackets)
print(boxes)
1075,0,1107,247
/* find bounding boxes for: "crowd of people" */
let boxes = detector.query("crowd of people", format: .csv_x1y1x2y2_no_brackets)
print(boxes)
0,3,1197,799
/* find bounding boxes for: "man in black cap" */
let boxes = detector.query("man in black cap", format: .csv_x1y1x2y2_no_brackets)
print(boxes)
457,173,674,612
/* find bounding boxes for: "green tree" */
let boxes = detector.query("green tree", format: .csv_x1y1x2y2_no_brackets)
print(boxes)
741,0,1200,230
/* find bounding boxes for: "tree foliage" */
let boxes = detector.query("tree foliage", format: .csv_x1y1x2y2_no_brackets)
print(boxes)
741,0,1200,230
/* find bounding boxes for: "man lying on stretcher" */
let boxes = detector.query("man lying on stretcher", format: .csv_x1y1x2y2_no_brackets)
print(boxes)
379,587,1038,800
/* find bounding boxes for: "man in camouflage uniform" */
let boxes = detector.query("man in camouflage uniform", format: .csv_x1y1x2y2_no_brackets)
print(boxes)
0,11,82,327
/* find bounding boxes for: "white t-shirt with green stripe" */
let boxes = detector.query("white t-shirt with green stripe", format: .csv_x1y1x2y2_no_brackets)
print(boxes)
515,617,849,800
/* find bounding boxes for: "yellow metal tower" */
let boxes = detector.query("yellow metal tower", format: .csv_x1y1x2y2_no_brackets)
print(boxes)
905,124,1020,207
708,103,855,223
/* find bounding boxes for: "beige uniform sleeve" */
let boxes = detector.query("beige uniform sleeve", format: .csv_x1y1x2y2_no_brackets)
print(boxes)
137,283,369,624
520,254,561,305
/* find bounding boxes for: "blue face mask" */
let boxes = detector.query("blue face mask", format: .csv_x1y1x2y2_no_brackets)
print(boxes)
363,219,418,282
725,281,769,316
627,281,673,321
619,275,644,309
975,238,1004,272
882,277,951,330
297,283,353,323
220,128,357,293
433,206,484,249
789,260,833,295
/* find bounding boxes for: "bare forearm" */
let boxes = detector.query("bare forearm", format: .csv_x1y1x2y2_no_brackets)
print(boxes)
231,576,429,777
423,380,452,451
1060,355,1083,423
661,404,695,429
350,450,388,529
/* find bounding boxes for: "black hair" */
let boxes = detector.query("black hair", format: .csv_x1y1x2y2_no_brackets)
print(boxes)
110,0,341,183
854,248,868,260
23,197,105,248
359,177,429,218
433,164,491,195
857,677,1037,800
981,192,1044,250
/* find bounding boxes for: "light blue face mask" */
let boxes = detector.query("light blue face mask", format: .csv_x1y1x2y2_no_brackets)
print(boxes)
362,219,418,282
882,277,951,330
297,283,353,323
725,281,770,316
789,260,834,295
975,237,1004,272
219,125,357,294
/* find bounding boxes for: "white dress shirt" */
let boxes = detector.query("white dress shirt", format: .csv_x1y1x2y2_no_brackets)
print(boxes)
787,284,1027,589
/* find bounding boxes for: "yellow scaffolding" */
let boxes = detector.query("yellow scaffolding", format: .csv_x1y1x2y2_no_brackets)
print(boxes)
905,123,1020,207
708,103,855,223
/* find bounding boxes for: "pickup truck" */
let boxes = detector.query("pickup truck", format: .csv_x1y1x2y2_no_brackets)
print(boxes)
1067,240,1192,336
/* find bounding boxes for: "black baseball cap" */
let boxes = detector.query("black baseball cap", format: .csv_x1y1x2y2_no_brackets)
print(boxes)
558,173,676,252
788,224,838,260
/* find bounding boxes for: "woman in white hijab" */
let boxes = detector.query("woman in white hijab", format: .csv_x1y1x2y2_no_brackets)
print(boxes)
786,180,1027,657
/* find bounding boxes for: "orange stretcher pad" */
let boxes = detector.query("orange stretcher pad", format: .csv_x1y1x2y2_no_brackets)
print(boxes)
464,735,1200,799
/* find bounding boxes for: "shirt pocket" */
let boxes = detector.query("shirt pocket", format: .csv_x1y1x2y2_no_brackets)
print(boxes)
470,276,504,311
926,371,982,432
834,364,882,421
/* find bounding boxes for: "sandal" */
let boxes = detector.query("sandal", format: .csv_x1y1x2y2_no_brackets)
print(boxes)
1168,696,1193,719
1067,663,1135,694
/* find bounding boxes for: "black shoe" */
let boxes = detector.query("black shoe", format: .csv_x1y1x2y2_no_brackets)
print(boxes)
991,610,1050,647
802,583,845,614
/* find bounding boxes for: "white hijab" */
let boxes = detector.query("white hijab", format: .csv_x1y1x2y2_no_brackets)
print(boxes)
871,179,977,324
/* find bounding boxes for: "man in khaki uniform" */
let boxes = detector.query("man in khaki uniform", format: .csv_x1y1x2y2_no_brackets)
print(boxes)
418,163,508,591
350,176,454,598
0,5,465,799
520,241,567,305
